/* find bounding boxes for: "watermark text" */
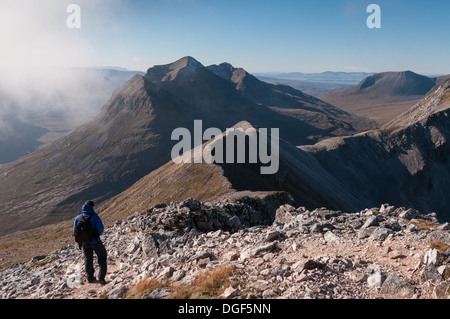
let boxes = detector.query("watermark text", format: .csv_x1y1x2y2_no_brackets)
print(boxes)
171,120,279,175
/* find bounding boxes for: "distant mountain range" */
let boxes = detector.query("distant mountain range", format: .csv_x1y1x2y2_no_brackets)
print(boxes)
254,71,374,85
322,71,450,124
254,76,353,98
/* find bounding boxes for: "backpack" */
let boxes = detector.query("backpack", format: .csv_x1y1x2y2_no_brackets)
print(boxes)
74,214,94,245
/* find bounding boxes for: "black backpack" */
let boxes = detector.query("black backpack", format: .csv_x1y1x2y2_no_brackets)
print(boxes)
74,214,93,246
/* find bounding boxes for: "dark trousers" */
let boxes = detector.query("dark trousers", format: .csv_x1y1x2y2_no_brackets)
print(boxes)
82,240,107,281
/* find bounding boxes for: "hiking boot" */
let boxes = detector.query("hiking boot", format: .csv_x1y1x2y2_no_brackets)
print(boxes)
88,277,96,283
98,278,106,285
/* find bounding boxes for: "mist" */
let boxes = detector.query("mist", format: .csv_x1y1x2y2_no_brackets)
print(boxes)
0,0,136,163
0,66,142,163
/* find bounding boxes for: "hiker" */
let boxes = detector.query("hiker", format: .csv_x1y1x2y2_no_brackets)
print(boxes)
73,200,107,285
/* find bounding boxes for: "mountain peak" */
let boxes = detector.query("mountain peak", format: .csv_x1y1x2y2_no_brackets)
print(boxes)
207,62,241,82
207,62,257,92
145,56,205,82
169,56,203,70
356,71,435,96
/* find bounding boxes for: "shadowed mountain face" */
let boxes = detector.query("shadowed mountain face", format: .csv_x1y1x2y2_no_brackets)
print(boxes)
99,120,350,223
322,71,442,124
0,57,368,236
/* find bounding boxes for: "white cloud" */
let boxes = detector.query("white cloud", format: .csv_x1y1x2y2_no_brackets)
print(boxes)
0,0,126,69
1,1,84,68
0,0,131,138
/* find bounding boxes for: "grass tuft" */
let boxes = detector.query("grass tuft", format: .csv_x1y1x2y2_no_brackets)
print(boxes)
26,257,58,272
169,264,236,299
126,277,166,299
126,264,237,300
442,92,450,104
429,240,450,253
407,217,439,231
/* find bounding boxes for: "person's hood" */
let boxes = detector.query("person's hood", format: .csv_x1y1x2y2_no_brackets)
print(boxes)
81,204,96,218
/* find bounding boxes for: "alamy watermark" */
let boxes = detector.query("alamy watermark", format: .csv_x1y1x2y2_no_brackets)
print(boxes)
367,4,381,29
66,4,380,30
66,4,81,29
171,120,280,175
65,262,83,288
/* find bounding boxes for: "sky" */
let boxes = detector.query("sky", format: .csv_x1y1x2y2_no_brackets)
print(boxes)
1,0,450,74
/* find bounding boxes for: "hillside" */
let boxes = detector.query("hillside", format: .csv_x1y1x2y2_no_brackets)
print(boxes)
383,79,450,131
322,71,440,124
0,57,368,236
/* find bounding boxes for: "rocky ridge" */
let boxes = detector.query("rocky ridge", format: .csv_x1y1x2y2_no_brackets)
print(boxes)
1,196,449,300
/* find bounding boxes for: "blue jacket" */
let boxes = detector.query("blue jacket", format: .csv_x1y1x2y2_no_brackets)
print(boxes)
73,204,104,245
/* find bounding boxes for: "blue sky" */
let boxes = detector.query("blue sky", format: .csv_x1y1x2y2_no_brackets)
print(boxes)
2,0,450,74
